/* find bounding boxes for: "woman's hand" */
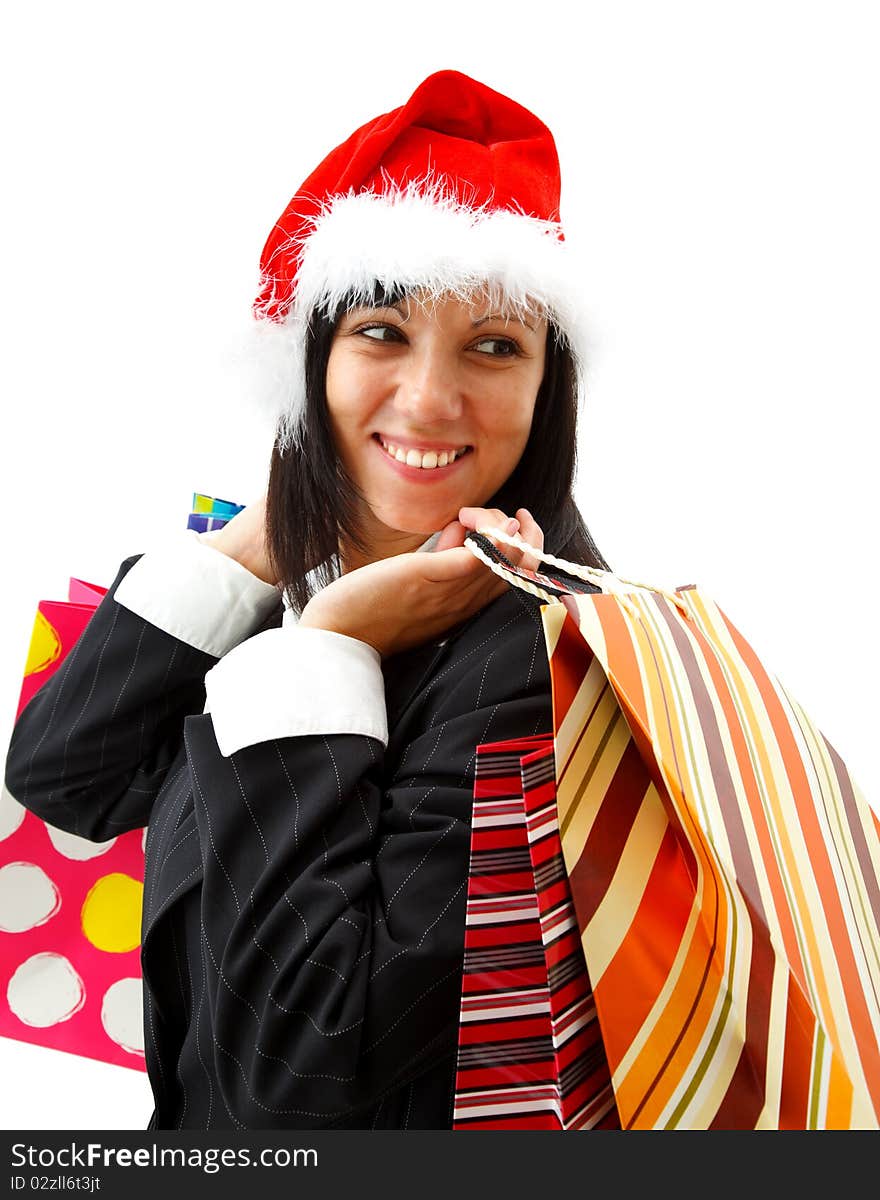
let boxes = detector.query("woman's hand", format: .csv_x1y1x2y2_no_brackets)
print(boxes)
298,506,545,658
198,491,278,586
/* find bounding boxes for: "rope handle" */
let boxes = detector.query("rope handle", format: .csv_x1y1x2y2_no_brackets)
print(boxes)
464,525,692,618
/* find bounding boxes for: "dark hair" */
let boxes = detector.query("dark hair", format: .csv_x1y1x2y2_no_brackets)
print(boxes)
266,288,613,615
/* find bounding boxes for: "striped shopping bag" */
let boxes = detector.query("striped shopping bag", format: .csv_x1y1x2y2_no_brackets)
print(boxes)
459,528,880,1130
452,734,619,1129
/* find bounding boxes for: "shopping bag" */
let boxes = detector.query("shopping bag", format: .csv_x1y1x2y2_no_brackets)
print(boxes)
0,492,242,1070
452,734,619,1129
458,528,880,1130
187,492,244,533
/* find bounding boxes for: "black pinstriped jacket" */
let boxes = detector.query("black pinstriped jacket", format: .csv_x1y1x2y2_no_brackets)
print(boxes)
3,549,556,1130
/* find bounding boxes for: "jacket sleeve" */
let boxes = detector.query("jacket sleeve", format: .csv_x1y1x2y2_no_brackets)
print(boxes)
3,530,282,841
186,594,551,1128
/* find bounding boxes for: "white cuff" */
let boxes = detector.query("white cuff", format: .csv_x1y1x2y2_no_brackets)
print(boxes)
113,528,282,658
203,626,388,757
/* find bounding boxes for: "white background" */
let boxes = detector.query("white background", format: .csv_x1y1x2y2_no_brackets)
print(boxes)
0,0,877,1129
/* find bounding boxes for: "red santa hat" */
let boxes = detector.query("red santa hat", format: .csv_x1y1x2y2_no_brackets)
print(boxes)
250,69,588,452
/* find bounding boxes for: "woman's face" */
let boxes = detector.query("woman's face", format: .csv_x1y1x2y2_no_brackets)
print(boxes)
325,290,547,565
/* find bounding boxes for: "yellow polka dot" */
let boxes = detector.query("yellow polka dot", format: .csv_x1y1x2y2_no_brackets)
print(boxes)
81,873,143,953
25,611,62,677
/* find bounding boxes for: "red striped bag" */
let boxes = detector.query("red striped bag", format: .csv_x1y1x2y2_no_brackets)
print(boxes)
452,734,619,1129
456,529,880,1130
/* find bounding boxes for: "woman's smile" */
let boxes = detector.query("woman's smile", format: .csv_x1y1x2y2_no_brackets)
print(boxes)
372,433,473,480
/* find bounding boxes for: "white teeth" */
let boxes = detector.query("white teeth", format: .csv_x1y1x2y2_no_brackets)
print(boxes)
379,439,468,470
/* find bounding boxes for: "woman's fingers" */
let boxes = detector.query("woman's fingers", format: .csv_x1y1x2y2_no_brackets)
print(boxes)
457,506,544,568
513,507,544,573
458,506,520,537
456,504,545,575
433,519,467,553
300,505,545,658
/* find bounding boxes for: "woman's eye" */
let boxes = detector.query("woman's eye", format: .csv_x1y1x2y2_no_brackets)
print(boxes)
358,324,402,343
472,337,520,357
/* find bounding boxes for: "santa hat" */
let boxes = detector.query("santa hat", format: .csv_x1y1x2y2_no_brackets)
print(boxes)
250,69,588,452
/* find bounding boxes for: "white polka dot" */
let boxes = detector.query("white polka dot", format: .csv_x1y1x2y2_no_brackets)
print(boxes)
0,862,61,932
101,977,144,1055
45,823,116,860
0,783,26,841
7,953,85,1027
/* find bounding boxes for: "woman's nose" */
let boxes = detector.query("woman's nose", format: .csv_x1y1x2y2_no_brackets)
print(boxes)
393,349,463,422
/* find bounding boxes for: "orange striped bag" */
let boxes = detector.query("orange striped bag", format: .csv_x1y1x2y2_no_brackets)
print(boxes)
463,528,880,1130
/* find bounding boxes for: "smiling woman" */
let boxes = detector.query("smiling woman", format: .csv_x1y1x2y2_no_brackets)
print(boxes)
4,69,614,1130
265,277,608,611
323,292,548,569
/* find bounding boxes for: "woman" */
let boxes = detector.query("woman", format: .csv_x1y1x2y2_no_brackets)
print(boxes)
3,69,610,1129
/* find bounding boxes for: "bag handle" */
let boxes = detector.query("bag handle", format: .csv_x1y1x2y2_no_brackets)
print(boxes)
464,526,692,618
